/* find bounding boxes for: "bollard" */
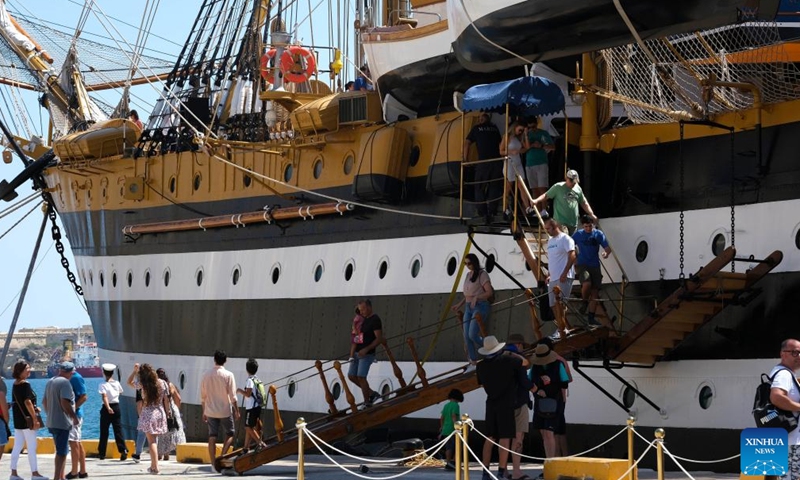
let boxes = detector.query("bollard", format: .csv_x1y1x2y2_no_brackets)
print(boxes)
655,428,665,480
627,416,636,480
297,417,306,480
461,413,471,480
454,421,463,480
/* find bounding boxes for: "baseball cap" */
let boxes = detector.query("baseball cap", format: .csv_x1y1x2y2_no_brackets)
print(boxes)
60,361,75,372
566,169,580,182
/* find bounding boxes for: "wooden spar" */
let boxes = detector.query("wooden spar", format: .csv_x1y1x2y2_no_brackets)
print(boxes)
85,72,172,92
121,202,354,235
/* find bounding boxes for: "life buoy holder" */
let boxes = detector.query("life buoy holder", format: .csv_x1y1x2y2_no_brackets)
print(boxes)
280,46,317,83
260,49,277,84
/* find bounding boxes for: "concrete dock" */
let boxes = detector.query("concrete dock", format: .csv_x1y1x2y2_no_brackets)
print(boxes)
0,453,742,479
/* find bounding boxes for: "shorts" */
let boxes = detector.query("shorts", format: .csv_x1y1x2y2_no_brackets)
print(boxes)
532,400,566,433
484,402,515,440
445,434,456,452
514,406,530,434
0,419,8,445
207,415,235,439
548,278,574,306
576,265,602,288
245,407,262,428
525,164,548,189
50,427,70,456
347,354,375,378
505,156,525,182
69,417,83,441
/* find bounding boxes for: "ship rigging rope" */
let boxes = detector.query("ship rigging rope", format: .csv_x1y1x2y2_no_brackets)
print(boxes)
0,240,54,320
0,191,40,220
0,200,42,241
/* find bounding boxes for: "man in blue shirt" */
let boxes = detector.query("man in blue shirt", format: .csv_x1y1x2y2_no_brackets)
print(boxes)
572,215,613,328
67,369,89,478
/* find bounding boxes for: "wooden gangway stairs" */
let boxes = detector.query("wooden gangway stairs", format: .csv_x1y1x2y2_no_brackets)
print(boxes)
607,246,783,364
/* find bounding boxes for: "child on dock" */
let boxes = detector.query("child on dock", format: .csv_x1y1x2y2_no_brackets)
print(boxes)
439,388,464,471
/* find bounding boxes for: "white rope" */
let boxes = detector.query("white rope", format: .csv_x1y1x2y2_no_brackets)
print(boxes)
466,420,628,461
0,201,43,241
662,445,698,480
666,452,740,464
302,425,448,479
611,440,657,480
210,150,463,221
455,0,533,67
456,430,502,480
303,426,454,464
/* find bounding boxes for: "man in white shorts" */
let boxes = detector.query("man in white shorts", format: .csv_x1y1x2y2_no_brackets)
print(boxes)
544,216,576,340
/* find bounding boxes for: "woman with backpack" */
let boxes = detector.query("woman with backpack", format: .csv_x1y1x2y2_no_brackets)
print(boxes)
452,253,495,364
156,368,185,461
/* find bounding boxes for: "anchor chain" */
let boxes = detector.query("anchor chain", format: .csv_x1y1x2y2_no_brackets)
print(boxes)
678,122,685,280
729,130,735,272
47,202,83,296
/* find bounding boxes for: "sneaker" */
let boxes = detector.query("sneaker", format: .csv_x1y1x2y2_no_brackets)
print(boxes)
549,330,561,341
78,475,88,479
465,364,476,373
444,461,456,471
119,451,128,461
369,391,380,404
131,454,141,463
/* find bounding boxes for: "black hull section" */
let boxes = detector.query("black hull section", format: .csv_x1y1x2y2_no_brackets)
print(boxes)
119,395,741,473
453,0,779,72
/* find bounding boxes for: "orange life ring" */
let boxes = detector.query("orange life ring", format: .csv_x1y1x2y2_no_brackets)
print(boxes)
260,49,277,83
279,46,317,83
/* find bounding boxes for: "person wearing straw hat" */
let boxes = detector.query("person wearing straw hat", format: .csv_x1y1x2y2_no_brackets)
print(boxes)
529,342,571,460
476,336,526,480
97,363,127,464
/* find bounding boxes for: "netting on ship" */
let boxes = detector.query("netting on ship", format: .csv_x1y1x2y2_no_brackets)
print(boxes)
601,18,800,123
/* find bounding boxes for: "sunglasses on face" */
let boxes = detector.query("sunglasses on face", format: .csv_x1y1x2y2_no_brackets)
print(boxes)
783,350,800,357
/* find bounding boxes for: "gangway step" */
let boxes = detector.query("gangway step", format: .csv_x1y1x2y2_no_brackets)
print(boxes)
608,248,782,365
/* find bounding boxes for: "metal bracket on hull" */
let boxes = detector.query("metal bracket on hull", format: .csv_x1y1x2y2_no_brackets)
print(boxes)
573,359,665,417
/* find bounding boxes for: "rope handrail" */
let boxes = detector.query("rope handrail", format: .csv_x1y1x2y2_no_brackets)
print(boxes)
466,419,629,461
662,445,698,480
303,426,454,464
303,425,449,479
612,440,657,480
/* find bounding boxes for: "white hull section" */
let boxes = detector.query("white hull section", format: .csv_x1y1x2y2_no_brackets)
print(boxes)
76,198,800,302
101,347,776,433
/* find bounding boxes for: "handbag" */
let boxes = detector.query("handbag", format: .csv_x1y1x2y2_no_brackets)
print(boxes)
166,395,179,432
13,390,42,430
535,397,559,418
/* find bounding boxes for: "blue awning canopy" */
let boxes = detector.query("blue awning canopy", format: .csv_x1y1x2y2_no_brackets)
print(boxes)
462,76,565,117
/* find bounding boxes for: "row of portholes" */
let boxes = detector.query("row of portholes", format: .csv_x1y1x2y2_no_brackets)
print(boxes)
83,250,500,290
620,382,714,410
288,377,393,402
634,233,729,263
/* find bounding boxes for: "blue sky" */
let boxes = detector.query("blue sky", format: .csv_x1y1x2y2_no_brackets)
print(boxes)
0,0,201,330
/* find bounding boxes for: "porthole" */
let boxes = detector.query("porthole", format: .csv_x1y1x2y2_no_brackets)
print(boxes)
179,371,186,390
314,262,324,282
410,255,422,278
344,260,355,281
163,268,171,287
99,271,105,287
243,172,252,188
446,255,458,276
127,270,133,288
288,379,297,398
378,258,389,279
232,266,241,285
271,263,281,284
343,153,354,175
699,385,714,410
313,158,323,179
193,173,202,191
794,228,800,250
409,145,420,167
283,163,293,182
144,270,151,287
712,233,726,256
380,380,392,399
89,270,94,286
486,253,497,273
332,382,342,400
111,271,117,288
196,268,204,286
169,176,176,193
635,240,648,263
622,386,636,408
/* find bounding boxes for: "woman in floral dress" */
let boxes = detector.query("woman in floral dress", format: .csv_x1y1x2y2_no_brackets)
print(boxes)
156,368,185,461
137,363,170,474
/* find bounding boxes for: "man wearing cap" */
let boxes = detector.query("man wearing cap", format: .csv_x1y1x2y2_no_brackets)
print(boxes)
66,366,88,478
464,112,503,222
43,362,80,480
529,343,571,460
476,336,526,480
98,363,127,464
533,169,597,235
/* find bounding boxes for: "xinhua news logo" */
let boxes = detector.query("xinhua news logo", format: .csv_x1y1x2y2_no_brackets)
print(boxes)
741,428,788,475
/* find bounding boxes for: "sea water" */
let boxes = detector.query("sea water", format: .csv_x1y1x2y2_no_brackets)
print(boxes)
3,377,108,439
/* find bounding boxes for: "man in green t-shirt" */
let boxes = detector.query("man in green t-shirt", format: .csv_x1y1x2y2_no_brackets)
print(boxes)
533,169,597,234
524,117,554,198
439,389,463,471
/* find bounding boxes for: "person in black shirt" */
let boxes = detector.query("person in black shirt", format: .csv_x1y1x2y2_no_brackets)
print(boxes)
347,299,384,407
10,360,47,480
464,113,503,222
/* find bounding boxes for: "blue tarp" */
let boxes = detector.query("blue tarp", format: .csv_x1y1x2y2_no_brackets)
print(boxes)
462,76,565,117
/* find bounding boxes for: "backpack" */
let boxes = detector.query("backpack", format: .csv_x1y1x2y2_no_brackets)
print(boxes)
753,367,800,432
251,376,267,408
